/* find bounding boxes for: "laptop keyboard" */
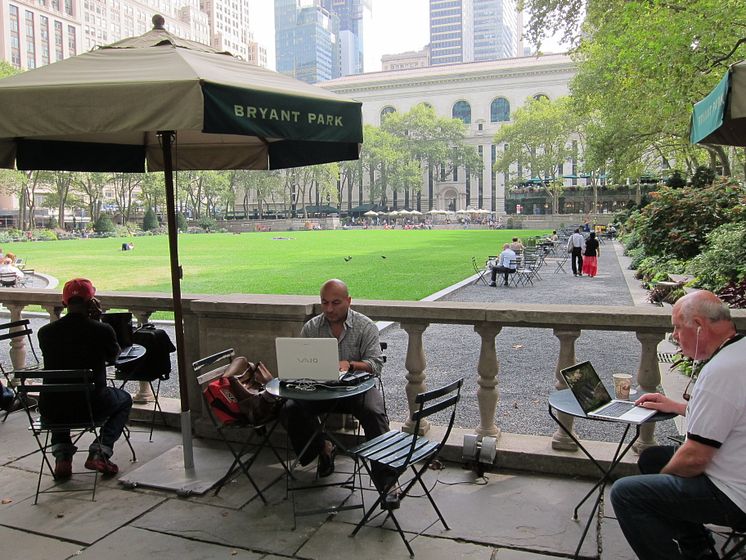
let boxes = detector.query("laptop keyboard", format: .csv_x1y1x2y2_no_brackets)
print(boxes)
597,401,636,417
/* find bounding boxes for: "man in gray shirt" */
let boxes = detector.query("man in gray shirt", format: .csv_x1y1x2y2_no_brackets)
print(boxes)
283,279,398,507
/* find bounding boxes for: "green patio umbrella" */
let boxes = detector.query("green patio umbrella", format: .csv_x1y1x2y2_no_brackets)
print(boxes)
690,60,746,146
0,16,362,475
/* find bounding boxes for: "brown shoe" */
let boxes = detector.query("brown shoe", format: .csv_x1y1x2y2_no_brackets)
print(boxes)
54,457,73,480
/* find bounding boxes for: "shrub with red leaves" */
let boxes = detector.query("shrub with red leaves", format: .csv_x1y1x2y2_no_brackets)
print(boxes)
718,279,746,309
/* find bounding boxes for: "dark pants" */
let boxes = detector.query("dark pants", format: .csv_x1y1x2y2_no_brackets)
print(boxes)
571,247,583,275
283,387,396,491
490,266,515,285
1,384,13,409
51,386,132,459
611,445,746,559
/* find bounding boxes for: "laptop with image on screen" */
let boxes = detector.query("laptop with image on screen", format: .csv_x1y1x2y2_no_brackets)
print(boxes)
275,337,343,382
560,361,656,424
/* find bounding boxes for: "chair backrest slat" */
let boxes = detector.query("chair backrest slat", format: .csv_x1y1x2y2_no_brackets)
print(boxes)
415,377,463,404
407,378,464,462
412,394,459,422
192,348,234,372
18,383,95,394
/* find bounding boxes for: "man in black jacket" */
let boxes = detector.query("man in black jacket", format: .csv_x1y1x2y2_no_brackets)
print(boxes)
38,278,132,479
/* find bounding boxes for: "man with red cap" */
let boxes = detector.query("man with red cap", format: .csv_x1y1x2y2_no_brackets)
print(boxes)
37,278,132,478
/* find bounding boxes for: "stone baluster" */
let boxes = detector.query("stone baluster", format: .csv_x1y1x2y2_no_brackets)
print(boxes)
400,321,429,435
42,305,63,322
130,310,155,404
552,328,581,451
5,304,27,372
474,322,501,438
634,330,666,452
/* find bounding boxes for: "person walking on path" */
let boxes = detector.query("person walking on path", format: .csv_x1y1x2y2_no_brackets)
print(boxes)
567,228,586,277
582,232,600,278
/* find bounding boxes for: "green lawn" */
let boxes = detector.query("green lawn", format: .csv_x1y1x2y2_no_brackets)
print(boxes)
6,229,548,300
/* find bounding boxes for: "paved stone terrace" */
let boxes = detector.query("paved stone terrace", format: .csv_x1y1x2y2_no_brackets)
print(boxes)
0,410,636,560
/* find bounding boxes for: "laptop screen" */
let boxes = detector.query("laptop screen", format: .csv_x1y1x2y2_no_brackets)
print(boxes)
101,312,133,349
275,337,341,381
560,361,613,413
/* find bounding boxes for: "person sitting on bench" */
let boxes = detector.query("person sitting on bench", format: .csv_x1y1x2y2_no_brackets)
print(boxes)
488,244,517,287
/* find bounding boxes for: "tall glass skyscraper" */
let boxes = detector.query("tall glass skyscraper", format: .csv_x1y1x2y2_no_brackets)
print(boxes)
274,0,369,83
430,0,518,66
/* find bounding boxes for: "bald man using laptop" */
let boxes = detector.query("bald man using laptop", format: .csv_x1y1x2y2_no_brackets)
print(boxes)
283,279,399,509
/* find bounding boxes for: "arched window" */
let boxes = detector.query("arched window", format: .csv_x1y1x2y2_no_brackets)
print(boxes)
380,106,396,124
490,97,510,122
452,100,471,124
533,93,549,102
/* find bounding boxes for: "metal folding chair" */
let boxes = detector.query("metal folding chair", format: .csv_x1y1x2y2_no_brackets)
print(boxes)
15,369,135,503
194,348,289,501
349,377,464,557
471,256,489,285
554,253,569,274
1,319,41,423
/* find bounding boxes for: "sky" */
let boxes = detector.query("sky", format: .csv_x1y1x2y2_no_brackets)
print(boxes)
249,1,563,73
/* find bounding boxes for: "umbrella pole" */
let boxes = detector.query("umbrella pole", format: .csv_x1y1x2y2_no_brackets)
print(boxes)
160,130,194,469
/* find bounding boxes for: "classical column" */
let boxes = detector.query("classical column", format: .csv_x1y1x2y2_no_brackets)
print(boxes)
6,304,27,371
130,310,155,404
400,321,429,435
474,322,501,438
634,330,666,451
552,328,581,451
41,305,63,322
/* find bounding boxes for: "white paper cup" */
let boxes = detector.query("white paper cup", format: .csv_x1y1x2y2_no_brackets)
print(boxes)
613,373,633,400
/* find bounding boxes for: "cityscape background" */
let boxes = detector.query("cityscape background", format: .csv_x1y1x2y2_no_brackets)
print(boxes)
0,1,596,228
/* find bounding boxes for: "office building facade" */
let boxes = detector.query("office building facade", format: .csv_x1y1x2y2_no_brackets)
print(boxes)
274,0,369,83
430,0,519,66
322,54,575,214
1,0,266,71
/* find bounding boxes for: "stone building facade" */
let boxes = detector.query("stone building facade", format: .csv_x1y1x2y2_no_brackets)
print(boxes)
319,53,576,214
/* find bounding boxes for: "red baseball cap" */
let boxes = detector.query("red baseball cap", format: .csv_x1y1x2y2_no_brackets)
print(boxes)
62,278,96,305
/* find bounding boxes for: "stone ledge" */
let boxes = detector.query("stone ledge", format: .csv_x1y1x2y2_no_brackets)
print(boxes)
130,398,642,480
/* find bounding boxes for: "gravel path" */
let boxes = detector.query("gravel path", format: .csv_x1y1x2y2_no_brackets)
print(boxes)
2,239,677,443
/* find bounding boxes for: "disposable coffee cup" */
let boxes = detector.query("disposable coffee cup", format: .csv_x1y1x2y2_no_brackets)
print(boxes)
613,373,633,400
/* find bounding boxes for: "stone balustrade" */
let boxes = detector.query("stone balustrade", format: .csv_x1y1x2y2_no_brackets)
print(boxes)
3,288,745,452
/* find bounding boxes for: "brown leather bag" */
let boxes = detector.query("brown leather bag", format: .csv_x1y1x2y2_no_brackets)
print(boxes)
226,359,283,425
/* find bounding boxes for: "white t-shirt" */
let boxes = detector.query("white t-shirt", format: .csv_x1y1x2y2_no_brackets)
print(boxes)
686,335,746,513
498,248,517,269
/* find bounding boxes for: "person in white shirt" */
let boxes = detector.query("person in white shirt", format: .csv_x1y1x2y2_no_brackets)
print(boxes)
0,257,24,286
488,244,517,287
566,229,586,276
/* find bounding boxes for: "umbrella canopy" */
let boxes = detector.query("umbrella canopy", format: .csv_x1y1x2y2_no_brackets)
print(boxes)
363,210,378,216
348,203,382,214
0,17,363,471
0,24,362,171
304,205,339,214
691,60,746,146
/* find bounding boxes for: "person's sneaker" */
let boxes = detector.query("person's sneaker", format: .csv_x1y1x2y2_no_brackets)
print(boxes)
488,282,496,287
84,452,119,476
54,457,73,480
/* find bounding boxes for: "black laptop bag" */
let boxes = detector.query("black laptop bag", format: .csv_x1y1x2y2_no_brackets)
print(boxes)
116,324,176,382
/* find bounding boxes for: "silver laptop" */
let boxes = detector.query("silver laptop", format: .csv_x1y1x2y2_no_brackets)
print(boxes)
275,337,342,381
560,361,656,424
